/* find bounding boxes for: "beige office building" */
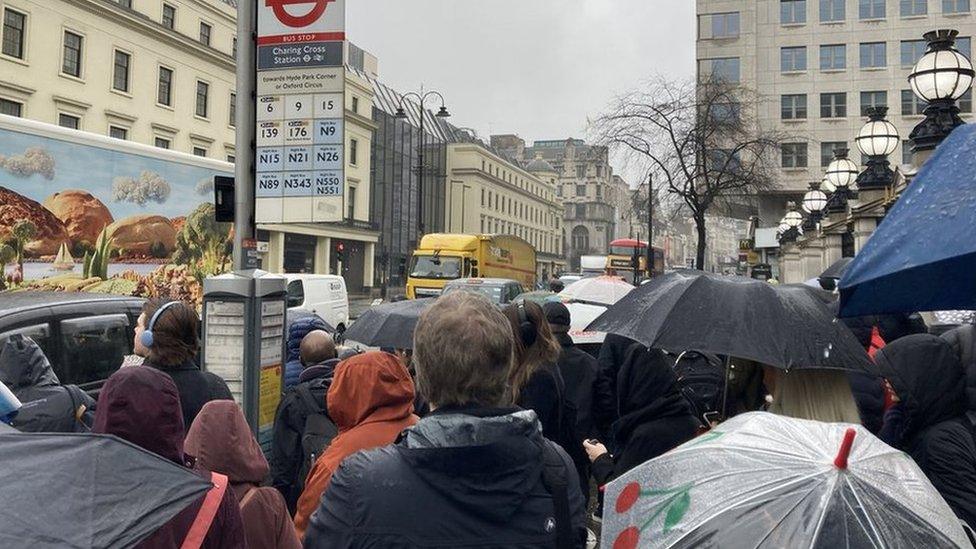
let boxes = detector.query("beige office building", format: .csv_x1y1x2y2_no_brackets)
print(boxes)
0,0,238,159
696,0,975,224
444,141,565,278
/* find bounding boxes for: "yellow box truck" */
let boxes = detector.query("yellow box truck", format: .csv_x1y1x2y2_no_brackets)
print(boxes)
406,234,537,299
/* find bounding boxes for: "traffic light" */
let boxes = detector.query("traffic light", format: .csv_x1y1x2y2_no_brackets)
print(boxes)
334,242,345,263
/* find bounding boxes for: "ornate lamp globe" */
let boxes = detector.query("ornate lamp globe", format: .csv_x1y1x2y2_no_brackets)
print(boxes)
824,148,859,195
802,184,828,216
855,107,900,158
783,209,803,229
908,29,976,152
909,29,974,103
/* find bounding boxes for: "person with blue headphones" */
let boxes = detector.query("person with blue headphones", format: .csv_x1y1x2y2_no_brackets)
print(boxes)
134,299,233,430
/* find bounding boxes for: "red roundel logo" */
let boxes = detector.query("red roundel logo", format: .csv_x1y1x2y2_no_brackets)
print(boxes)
265,0,333,28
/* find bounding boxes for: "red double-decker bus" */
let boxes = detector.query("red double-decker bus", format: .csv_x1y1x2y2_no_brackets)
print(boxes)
606,238,665,280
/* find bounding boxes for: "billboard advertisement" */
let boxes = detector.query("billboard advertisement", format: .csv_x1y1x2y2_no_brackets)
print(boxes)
0,115,232,301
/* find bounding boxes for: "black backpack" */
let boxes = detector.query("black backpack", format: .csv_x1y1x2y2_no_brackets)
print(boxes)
673,351,724,427
295,380,339,486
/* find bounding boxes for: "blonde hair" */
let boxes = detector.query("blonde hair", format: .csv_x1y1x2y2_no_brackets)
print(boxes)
768,369,862,424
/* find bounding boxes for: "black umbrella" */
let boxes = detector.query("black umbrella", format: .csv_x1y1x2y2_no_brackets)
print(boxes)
341,298,434,350
0,432,210,548
587,271,872,371
820,257,853,280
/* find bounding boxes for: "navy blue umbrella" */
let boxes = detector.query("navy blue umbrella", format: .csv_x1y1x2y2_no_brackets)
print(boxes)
839,124,976,317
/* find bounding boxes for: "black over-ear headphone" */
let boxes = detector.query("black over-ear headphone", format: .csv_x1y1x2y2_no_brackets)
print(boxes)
517,301,537,347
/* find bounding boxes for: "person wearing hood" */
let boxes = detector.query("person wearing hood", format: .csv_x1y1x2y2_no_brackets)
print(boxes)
134,299,233,430
92,366,245,548
944,322,976,412
583,344,700,487
294,350,419,538
592,333,641,443
304,292,586,548
0,334,94,432
874,334,976,528
271,330,341,512
187,401,300,549
543,301,597,500
284,315,331,389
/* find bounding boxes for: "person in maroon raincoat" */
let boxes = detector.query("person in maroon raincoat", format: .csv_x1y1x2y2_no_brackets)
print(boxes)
93,366,246,548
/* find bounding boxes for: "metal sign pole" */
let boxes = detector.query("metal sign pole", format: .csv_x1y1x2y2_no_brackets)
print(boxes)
233,0,258,270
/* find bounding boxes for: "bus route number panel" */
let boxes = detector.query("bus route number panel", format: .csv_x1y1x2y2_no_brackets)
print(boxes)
255,91,344,223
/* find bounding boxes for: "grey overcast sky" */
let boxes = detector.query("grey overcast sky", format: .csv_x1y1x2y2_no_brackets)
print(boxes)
347,0,696,148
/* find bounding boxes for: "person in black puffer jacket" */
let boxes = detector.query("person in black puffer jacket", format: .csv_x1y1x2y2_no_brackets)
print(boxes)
592,333,640,444
944,323,976,411
875,334,976,528
584,344,700,486
0,334,94,433
304,291,586,548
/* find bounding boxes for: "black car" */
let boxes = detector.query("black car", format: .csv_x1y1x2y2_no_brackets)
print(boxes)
0,291,145,394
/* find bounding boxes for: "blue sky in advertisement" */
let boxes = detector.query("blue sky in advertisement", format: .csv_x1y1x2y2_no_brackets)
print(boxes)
0,128,229,220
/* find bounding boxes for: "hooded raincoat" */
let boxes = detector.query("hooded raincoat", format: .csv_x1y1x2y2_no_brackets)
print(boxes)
303,406,587,548
591,345,700,486
186,401,300,549
0,334,95,433
875,334,976,528
284,316,330,389
294,351,418,538
93,367,246,548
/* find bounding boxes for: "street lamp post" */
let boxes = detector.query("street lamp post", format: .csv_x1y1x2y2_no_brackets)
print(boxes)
778,202,803,244
854,107,900,190
822,147,859,216
801,182,828,232
908,29,975,153
394,90,450,238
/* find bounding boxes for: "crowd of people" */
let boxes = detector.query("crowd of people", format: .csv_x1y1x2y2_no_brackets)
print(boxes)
2,289,976,547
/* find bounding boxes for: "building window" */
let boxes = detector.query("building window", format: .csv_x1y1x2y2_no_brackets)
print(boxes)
2,8,26,59
113,50,130,92
232,37,237,58
109,126,128,140
860,42,887,68
959,89,972,112
154,137,170,149
900,39,927,66
193,147,207,157
62,31,83,77
700,12,740,39
571,226,590,251
576,165,586,178
229,93,236,126
901,0,928,15
860,90,887,115
781,94,808,119
58,113,79,129
819,44,846,70
782,143,808,168
957,37,972,58
576,185,586,196
701,57,741,82
162,4,175,29
157,66,173,106
820,0,846,20
118,0,132,8
0,98,22,117
350,138,358,166
901,89,928,115
902,140,913,165
199,22,211,45
227,155,235,163
781,46,807,71
347,187,356,219
821,141,846,166
781,0,807,23
944,0,971,13
195,80,209,118
821,92,847,117
859,0,886,18
352,96,359,113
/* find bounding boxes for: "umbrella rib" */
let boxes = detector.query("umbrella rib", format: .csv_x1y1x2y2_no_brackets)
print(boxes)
838,476,885,549
665,443,822,466
807,471,841,549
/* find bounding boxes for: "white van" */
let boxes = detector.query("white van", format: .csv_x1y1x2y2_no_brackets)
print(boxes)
284,274,350,332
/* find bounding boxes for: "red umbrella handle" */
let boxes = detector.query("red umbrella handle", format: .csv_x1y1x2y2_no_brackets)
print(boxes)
834,428,857,469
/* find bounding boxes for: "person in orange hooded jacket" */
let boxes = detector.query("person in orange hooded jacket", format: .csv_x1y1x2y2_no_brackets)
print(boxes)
294,350,418,538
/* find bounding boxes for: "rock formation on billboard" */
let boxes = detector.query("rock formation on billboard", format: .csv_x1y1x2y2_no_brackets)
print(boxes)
42,190,114,249
0,186,68,256
107,215,177,257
